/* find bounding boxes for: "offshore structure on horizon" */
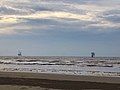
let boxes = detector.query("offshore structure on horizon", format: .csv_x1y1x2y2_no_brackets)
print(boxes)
18,50,22,56
91,52,95,58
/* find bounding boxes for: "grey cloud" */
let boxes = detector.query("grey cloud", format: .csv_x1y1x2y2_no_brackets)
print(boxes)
1,0,87,15
105,15,120,23
0,6,31,15
0,0,120,35
101,10,120,23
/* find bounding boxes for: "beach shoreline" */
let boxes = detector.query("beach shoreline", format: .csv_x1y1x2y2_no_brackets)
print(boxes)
0,71,119,90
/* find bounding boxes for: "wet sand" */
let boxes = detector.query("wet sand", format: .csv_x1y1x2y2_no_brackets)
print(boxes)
0,71,120,90
0,85,61,90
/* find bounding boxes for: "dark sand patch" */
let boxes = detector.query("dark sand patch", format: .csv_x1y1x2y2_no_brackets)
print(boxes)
0,85,62,90
0,77,119,90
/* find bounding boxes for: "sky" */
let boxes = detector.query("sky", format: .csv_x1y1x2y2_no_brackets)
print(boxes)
0,0,120,56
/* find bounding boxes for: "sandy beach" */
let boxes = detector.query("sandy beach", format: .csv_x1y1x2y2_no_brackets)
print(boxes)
0,56,120,90
0,71,119,90
0,85,60,90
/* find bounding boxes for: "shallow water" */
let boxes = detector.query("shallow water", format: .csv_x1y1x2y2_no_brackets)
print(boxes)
0,56,120,76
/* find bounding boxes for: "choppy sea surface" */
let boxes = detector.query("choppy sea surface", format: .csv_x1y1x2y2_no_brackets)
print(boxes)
0,56,120,77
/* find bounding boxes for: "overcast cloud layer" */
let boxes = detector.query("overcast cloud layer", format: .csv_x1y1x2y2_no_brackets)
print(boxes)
0,0,120,56
0,0,120,35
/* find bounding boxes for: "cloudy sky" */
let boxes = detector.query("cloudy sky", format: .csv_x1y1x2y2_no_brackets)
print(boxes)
0,0,120,56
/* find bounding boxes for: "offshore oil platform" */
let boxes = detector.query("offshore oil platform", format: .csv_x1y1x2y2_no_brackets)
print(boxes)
18,50,22,56
91,52,95,58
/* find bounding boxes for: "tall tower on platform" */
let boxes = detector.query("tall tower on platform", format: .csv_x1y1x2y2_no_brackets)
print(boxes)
18,50,22,56
91,52,95,58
